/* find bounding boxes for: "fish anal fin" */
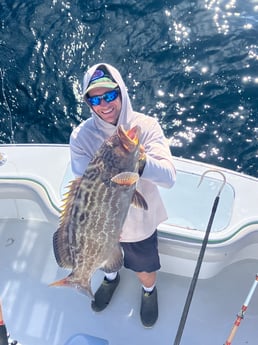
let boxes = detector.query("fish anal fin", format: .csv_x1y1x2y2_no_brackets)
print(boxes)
132,190,148,210
111,172,139,186
101,245,123,273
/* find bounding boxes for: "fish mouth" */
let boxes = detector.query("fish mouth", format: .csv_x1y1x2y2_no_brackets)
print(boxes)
118,125,140,152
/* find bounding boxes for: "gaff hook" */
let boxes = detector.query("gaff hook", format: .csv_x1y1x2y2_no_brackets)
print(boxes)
198,169,226,197
173,168,227,345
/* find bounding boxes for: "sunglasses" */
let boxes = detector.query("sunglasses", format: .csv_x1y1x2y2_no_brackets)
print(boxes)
87,89,120,106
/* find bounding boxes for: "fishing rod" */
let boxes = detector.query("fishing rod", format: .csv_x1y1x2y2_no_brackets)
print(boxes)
173,169,226,345
0,300,8,345
224,273,258,345
0,299,20,345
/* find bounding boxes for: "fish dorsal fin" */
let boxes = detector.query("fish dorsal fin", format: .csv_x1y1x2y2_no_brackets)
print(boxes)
53,230,73,268
111,172,139,186
60,178,82,226
132,190,148,210
53,178,82,268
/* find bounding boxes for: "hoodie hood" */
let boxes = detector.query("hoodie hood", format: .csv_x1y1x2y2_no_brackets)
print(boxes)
82,63,135,136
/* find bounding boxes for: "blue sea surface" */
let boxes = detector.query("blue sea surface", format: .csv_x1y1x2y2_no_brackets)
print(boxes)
0,0,257,177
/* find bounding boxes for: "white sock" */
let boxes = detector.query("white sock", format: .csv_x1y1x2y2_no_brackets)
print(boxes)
142,283,155,293
105,272,118,281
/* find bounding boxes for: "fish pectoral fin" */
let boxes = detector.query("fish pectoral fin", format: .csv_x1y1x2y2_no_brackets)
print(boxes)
101,245,123,273
131,190,148,210
111,172,139,186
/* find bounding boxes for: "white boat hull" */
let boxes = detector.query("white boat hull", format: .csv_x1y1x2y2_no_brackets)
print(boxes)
0,144,257,345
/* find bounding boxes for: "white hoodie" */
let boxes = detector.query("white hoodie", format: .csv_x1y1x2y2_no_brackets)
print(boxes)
70,63,176,242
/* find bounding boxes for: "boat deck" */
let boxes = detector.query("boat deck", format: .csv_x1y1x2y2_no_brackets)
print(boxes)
1,218,258,345
0,144,258,344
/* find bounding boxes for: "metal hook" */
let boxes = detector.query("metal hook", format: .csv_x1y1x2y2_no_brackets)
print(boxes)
174,168,227,345
197,169,226,197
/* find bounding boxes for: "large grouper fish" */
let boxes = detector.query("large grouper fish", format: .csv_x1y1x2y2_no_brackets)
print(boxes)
50,125,147,298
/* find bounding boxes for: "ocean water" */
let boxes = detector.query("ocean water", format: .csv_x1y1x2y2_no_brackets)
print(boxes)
0,0,257,177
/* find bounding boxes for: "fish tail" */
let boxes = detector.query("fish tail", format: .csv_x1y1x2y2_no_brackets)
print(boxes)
49,277,70,288
49,276,94,299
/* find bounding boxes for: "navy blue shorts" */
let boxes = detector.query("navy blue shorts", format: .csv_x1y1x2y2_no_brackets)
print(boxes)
120,230,161,273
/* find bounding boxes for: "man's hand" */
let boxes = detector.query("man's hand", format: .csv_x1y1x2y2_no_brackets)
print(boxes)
138,145,146,176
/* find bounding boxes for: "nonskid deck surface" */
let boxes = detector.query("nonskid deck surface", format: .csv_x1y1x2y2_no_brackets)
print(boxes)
0,219,258,345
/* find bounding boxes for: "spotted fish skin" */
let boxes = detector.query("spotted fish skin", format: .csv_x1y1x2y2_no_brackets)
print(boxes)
50,125,147,298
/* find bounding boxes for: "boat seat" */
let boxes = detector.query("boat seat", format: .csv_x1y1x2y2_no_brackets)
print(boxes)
64,333,109,345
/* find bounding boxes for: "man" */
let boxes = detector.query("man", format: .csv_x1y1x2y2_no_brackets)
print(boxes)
70,63,176,327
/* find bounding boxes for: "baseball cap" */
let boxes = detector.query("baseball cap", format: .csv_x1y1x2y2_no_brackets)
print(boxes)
83,69,118,96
